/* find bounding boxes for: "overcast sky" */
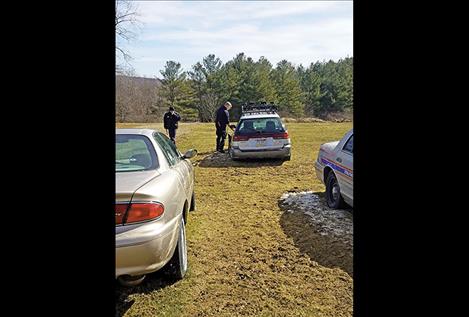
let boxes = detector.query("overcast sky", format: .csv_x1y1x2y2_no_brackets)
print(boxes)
117,1,353,78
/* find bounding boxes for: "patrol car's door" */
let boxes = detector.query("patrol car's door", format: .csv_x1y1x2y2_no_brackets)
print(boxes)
336,133,353,204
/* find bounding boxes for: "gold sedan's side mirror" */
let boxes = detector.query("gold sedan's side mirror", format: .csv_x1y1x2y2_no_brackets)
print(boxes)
182,149,198,159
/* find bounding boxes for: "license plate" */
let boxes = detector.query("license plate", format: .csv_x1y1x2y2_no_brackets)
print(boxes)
255,139,266,147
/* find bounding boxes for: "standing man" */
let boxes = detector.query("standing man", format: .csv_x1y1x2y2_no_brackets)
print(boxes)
215,101,236,153
163,106,181,145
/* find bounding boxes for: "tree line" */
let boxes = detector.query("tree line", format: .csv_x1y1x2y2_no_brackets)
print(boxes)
116,53,353,122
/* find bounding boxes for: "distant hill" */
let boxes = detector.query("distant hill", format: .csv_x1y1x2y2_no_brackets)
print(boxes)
116,75,162,88
116,74,166,122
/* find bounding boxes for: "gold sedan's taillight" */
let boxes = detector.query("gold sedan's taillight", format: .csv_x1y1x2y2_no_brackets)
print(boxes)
115,202,164,225
125,203,164,224
115,204,128,225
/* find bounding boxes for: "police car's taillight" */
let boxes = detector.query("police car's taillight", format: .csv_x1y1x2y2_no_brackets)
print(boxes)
273,132,289,139
233,135,249,141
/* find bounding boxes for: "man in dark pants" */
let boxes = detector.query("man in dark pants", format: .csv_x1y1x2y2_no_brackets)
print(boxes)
215,101,236,153
163,106,181,145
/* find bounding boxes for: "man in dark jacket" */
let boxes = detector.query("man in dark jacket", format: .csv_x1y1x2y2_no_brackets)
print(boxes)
163,106,181,144
215,101,236,153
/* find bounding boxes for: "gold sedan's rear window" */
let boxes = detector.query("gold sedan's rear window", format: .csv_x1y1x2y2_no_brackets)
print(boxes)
116,134,158,172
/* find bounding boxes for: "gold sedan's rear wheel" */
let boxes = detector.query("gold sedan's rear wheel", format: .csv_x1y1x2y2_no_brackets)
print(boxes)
164,217,188,279
117,274,146,287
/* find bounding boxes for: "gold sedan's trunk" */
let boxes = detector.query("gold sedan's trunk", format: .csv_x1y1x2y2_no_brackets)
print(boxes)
116,170,160,201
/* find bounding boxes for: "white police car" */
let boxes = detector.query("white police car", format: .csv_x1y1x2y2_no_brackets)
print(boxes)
314,129,353,209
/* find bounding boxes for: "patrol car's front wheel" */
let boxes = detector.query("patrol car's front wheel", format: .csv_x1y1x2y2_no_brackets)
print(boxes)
326,172,345,209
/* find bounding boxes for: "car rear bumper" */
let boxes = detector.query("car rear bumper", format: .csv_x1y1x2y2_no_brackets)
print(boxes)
115,217,179,278
314,160,325,184
230,145,291,159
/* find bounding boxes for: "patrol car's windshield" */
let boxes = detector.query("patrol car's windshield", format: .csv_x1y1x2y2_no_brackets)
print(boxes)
236,118,285,134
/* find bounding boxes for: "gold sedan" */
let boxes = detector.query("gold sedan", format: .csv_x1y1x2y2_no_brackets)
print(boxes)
116,129,197,286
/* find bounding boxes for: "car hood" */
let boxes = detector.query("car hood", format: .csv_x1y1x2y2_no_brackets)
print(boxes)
116,170,161,201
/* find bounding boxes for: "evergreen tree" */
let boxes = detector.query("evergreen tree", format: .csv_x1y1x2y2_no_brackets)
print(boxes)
159,61,194,111
272,60,304,116
154,55,353,121
253,56,277,103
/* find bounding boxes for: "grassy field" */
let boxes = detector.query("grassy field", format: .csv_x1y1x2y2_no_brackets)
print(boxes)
116,122,353,317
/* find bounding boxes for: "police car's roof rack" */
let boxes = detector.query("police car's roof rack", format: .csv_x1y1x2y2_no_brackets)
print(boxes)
241,101,278,115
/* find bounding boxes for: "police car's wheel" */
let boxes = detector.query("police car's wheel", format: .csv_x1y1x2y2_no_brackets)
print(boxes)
326,172,345,209
164,217,188,280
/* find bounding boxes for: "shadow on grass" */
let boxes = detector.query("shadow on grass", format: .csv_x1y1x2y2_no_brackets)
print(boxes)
194,151,215,156
197,151,285,168
115,270,178,316
278,191,353,276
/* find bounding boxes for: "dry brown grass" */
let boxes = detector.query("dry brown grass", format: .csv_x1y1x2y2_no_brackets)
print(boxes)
116,122,353,317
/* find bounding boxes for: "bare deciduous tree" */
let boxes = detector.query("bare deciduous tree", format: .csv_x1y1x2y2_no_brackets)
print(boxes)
116,0,141,68
116,69,163,122
116,69,135,122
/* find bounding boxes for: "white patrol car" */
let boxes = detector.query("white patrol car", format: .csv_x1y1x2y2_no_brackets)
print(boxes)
315,129,353,209
228,103,291,160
